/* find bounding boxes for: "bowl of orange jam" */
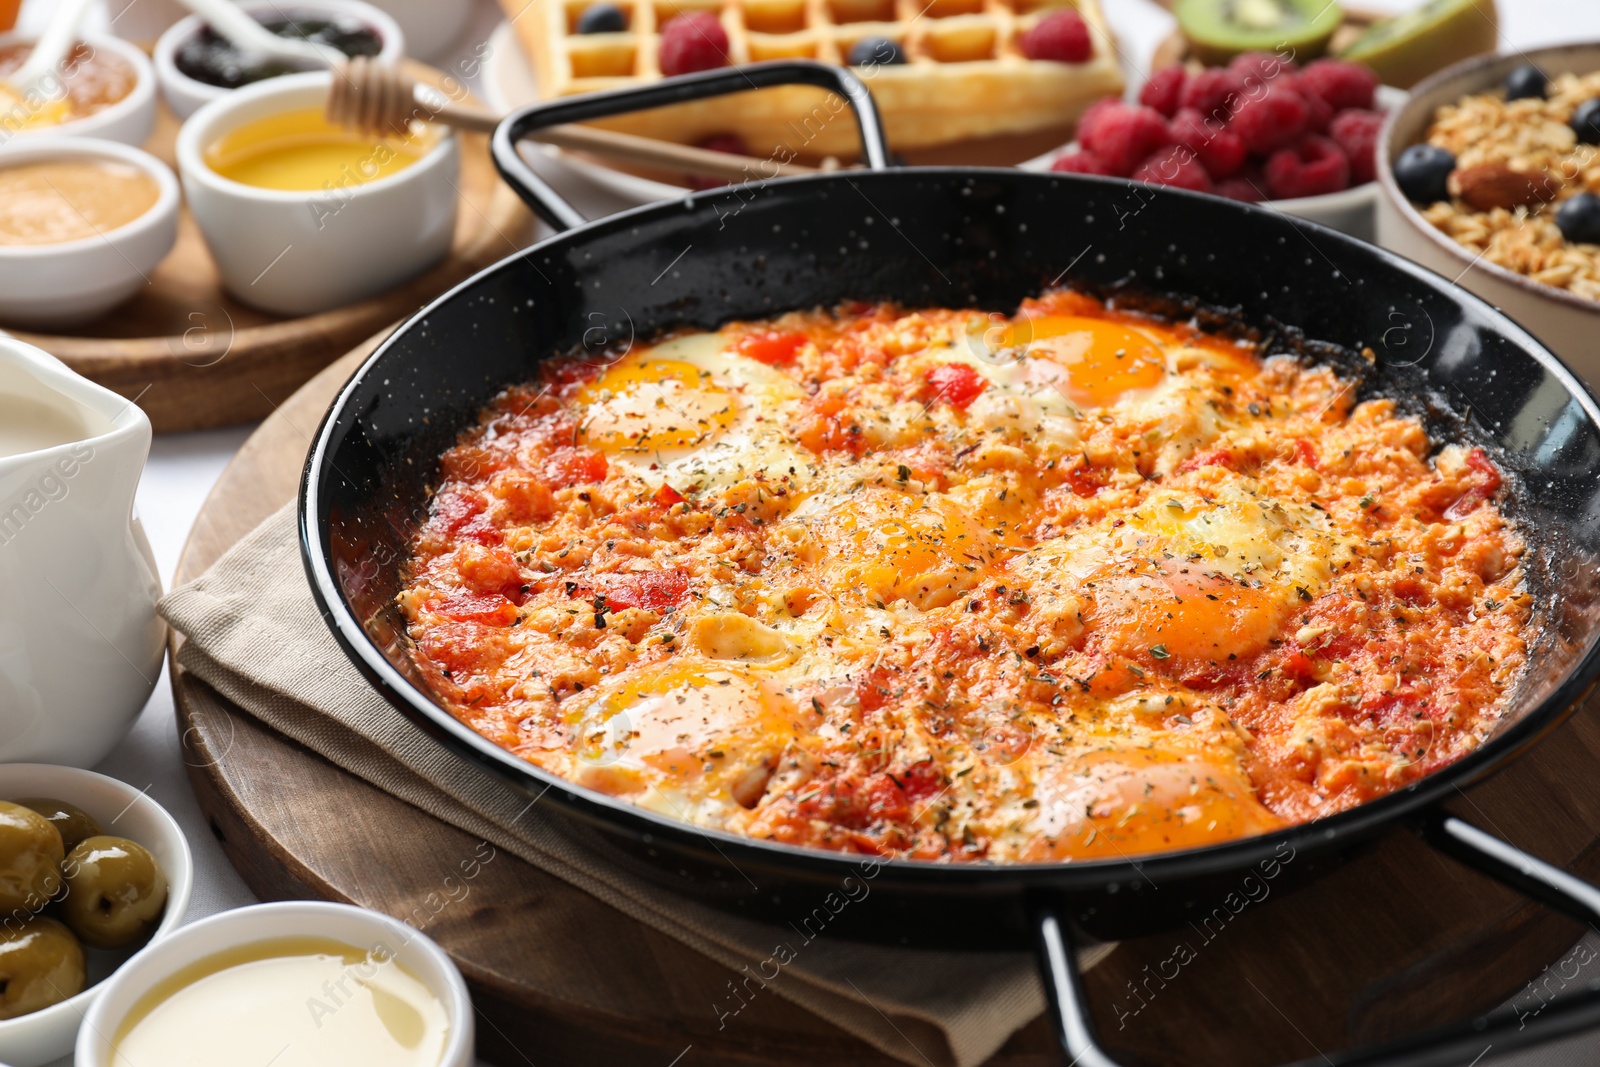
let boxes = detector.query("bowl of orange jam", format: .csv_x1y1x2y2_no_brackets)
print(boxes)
176,70,458,316
0,139,178,328
0,33,156,147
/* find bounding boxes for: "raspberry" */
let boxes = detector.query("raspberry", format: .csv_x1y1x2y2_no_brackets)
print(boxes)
1215,176,1266,203
1074,96,1120,145
1139,66,1187,118
1231,86,1309,155
658,12,729,77
1229,50,1297,85
1021,9,1092,63
1132,145,1214,192
1080,102,1171,177
1179,67,1244,124
1298,59,1379,112
1050,149,1115,175
1329,108,1385,184
1293,75,1334,133
1168,107,1248,179
1265,135,1351,199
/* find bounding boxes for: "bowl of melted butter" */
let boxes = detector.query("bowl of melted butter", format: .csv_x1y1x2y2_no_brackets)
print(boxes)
76,901,472,1067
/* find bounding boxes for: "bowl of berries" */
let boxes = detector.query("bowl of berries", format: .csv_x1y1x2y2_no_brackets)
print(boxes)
1376,43,1600,385
1028,52,1404,241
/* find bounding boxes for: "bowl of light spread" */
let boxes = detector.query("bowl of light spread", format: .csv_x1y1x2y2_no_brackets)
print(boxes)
0,33,156,147
75,901,472,1067
176,70,459,316
0,139,178,328
154,0,404,119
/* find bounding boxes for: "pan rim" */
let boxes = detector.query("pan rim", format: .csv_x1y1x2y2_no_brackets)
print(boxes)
299,167,1600,888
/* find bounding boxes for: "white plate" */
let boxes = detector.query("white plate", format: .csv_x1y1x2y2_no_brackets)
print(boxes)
481,19,681,207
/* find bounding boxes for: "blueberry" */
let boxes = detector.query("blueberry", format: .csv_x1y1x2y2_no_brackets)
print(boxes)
1393,143,1456,204
576,3,626,33
1573,98,1600,145
847,37,905,67
1557,193,1600,244
1505,63,1548,101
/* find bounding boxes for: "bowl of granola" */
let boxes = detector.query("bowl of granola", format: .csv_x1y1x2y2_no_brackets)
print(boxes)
1377,44,1600,385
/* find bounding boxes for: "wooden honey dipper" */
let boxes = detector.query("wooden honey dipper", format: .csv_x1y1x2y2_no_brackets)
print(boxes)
324,55,819,184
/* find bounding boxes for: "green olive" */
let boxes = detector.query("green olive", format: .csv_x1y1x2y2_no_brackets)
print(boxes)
59,836,168,950
0,916,85,1020
0,800,64,917
10,798,102,853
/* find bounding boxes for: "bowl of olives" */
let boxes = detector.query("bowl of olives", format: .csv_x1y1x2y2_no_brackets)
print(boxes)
0,765,192,1067
1375,42,1600,388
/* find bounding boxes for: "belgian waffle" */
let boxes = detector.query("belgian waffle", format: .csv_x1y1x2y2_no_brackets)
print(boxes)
501,0,1125,159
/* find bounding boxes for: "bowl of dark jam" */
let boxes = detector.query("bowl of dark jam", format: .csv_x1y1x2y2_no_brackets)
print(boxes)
154,0,404,119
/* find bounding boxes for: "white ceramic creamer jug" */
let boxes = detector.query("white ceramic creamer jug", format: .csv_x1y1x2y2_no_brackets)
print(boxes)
0,336,163,767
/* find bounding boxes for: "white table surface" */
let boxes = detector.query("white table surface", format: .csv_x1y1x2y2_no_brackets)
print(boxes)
16,0,1600,1062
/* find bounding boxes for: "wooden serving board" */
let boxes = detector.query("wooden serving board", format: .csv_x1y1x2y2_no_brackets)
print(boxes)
8,64,531,435
172,336,1600,1066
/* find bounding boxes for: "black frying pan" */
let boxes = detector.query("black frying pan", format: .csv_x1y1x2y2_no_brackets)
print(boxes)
300,62,1600,1067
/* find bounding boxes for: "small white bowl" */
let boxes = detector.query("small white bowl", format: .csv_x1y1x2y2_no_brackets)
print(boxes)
0,765,194,1067
0,33,156,148
1024,86,1407,241
154,0,405,120
0,139,179,328
75,901,474,1067
176,70,458,316
363,0,474,63
1376,43,1600,388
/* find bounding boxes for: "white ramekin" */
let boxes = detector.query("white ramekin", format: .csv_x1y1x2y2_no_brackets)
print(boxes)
362,0,475,62
0,138,178,328
0,33,156,148
75,901,474,1067
0,766,194,1067
175,70,459,316
154,0,405,120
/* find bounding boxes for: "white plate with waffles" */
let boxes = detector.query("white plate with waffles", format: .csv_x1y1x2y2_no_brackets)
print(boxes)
484,0,1125,203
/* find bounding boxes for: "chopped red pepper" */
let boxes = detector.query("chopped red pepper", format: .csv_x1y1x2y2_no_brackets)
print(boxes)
542,448,609,488
737,330,809,366
571,569,690,614
437,592,518,626
1445,447,1502,519
653,483,685,508
925,363,987,410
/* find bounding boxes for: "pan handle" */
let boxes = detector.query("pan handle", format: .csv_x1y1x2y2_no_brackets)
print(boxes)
490,60,892,232
1036,810,1600,1067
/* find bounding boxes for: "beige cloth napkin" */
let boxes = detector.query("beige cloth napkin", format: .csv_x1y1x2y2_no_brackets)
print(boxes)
160,502,1112,1067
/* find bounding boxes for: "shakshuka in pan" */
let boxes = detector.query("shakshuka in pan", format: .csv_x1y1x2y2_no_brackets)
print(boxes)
395,287,1528,863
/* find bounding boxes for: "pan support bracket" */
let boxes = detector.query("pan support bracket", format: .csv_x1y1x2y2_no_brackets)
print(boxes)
1036,810,1600,1067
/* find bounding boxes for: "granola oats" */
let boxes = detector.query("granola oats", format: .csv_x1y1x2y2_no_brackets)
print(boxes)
1418,71,1600,302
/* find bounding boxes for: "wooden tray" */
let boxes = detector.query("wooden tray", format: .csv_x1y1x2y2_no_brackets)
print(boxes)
9,64,531,435
1151,6,1383,72
172,335,1600,1065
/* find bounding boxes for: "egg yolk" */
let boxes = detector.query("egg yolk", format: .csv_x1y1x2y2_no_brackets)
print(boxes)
1007,314,1166,407
1023,750,1283,861
1092,564,1284,663
576,357,736,453
807,489,998,609
569,663,815,808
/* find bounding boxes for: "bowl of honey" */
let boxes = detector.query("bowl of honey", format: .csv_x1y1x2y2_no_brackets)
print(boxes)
176,70,458,316
0,33,156,147
0,138,179,328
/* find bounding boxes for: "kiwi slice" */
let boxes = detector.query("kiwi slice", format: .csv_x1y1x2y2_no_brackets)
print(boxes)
1338,0,1498,90
1175,0,1344,66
